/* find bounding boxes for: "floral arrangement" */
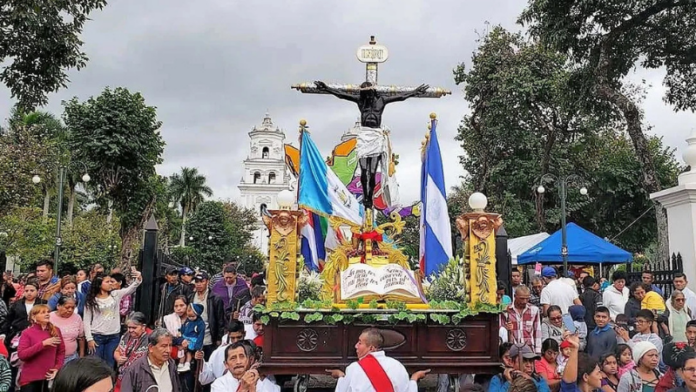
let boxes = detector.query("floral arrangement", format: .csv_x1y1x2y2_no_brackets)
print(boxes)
424,257,467,302
296,268,323,302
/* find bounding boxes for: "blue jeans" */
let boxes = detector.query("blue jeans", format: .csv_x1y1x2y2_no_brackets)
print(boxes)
64,352,79,363
93,333,120,368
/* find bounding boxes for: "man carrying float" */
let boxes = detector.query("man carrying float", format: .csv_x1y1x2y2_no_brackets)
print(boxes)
327,328,429,392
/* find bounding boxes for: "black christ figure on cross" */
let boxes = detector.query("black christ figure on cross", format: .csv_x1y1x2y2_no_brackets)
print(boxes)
314,80,429,210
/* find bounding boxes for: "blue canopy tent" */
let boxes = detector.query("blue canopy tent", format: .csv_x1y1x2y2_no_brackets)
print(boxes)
517,223,632,265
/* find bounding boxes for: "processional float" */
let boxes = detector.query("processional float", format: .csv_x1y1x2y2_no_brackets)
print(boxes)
257,36,507,389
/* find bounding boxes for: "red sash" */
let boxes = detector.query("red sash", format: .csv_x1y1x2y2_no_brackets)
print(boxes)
357,354,394,392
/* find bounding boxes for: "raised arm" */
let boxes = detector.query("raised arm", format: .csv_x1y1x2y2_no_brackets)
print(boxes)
314,81,359,103
383,84,429,104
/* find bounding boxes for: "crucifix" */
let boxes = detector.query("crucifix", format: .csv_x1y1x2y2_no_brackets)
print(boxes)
292,36,451,219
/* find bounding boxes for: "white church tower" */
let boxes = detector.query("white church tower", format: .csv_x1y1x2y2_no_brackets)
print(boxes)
238,113,289,256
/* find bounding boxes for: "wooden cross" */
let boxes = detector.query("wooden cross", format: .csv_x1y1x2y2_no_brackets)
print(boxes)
291,36,451,99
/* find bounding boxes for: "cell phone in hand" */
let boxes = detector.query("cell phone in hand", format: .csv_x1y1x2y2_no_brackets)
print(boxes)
562,314,576,333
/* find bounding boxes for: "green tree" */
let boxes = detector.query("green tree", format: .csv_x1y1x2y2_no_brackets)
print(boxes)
0,121,61,215
61,211,120,270
0,207,54,266
221,201,259,259
11,110,67,221
186,201,234,272
454,26,680,252
63,87,165,268
169,167,213,247
0,1,107,110
519,0,696,260
237,246,266,275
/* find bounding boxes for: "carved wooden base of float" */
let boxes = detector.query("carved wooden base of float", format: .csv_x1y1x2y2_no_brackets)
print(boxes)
260,313,501,375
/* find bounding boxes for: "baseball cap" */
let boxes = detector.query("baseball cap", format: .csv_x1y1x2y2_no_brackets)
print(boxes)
180,267,194,275
509,344,540,359
541,267,557,278
194,271,209,281
165,266,178,275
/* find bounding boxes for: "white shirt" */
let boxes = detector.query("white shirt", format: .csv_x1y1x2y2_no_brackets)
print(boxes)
199,343,231,385
540,279,579,314
148,358,173,392
602,285,629,320
335,351,417,392
211,371,280,392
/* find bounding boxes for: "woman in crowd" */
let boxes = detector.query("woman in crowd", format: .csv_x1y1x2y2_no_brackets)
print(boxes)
3,280,46,348
600,353,619,392
163,295,188,362
560,334,603,392
75,270,88,294
536,338,562,391
51,356,115,392
617,341,661,392
84,270,141,368
17,304,65,392
675,351,696,392
542,306,568,344
113,312,150,392
624,283,644,331
47,276,85,317
49,296,84,363
668,290,693,343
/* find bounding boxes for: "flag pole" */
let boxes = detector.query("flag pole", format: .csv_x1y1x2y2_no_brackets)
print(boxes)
296,119,308,206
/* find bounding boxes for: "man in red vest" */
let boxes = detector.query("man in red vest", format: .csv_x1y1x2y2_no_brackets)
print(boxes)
326,328,430,392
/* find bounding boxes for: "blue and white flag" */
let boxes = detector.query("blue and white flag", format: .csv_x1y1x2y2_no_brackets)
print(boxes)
298,131,363,227
419,118,453,276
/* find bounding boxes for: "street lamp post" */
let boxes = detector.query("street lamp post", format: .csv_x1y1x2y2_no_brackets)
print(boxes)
33,163,90,274
536,174,588,274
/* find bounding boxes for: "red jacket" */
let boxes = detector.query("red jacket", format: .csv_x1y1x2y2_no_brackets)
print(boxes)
17,324,65,386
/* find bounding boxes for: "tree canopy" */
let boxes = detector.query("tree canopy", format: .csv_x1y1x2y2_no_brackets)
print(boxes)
183,200,260,273
519,0,696,259
454,26,681,253
0,1,108,110
63,87,165,266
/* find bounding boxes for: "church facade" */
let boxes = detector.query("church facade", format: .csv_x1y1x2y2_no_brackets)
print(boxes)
237,113,290,256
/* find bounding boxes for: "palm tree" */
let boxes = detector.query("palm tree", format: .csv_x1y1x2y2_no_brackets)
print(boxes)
169,167,213,246
13,110,65,222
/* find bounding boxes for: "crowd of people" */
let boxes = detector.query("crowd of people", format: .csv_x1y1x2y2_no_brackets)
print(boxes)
2,257,696,392
0,259,280,392
492,266,696,392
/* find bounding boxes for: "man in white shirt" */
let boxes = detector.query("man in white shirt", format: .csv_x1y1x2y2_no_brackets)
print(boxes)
326,328,429,392
198,320,246,385
210,340,279,392
602,270,630,320
674,273,696,317
539,267,581,315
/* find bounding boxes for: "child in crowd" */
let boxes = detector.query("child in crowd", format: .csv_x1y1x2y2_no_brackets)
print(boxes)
640,286,666,313
600,353,619,392
569,304,588,350
556,339,572,375
616,344,634,378
177,303,205,372
586,306,618,359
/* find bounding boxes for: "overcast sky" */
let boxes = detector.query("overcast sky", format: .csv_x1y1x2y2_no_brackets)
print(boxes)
2,0,695,206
